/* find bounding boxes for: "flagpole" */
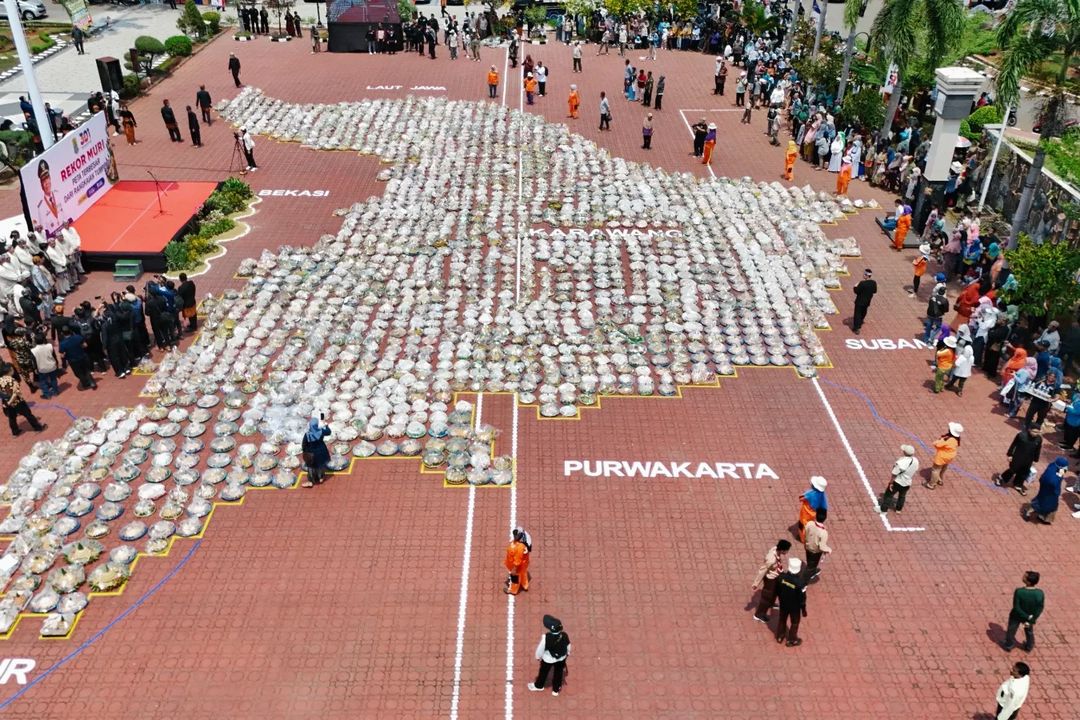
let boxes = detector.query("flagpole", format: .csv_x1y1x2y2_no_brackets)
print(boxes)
5,0,54,149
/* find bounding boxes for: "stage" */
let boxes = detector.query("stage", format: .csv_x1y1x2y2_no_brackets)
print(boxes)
74,180,219,272
328,0,402,53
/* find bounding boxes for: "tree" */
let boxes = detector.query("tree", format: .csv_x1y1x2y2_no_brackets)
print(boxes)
602,0,647,21
995,0,1080,248
177,0,207,39
741,0,779,37
871,0,964,141
835,0,865,105
1004,235,1080,318
133,36,166,76
396,0,415,22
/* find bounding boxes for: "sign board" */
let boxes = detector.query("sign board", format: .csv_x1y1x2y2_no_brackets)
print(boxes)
59,0,93,30
20,112,118,239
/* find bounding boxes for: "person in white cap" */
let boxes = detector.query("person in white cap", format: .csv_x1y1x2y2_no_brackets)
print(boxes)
798,476,828,540
910,243,930,298
774,557,807,647
933,336,957,393
883,445,919,513
927,422,962,489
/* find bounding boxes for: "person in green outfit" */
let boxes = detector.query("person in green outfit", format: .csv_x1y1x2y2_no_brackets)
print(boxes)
1002,571,1044,652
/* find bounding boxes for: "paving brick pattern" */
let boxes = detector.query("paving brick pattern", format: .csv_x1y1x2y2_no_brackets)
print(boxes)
0,33,1076,720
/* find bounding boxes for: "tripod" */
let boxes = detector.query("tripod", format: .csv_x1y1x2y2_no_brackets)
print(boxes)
229,134,247,174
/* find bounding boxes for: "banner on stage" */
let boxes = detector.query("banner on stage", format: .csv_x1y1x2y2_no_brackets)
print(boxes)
21,112,119,239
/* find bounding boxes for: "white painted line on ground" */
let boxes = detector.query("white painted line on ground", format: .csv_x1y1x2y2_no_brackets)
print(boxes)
677,109,715,180
504,393,519,720
505,56,525,720
450,392,484,720
810,378,925,533
679,108,746,112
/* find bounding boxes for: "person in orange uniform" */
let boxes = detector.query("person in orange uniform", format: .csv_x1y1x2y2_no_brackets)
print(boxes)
783,139,797,181
504,527,532,594
524,72,537,105
933,335,957,393
701,123,717,165
892,204,912,250
567,84,580,119
910,243,929,298
926,422,962,489
951,279,981,330
487,66,499,99
836,155,853,195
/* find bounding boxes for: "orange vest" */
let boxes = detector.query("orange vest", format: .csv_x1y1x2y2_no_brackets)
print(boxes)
487,71,498,86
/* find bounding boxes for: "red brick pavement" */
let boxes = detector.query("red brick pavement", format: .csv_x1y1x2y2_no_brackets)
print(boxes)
0,34,1076,720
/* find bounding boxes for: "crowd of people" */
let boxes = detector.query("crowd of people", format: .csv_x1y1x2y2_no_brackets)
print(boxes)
0,221,199,433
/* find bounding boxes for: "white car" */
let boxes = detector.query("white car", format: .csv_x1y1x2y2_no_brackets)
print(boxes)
0,0,48,20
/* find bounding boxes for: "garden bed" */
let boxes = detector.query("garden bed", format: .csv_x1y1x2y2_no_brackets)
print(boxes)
0,22,70,73
164,178,257,275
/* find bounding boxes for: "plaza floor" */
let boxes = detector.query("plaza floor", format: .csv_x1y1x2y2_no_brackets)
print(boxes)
0,31,1078,720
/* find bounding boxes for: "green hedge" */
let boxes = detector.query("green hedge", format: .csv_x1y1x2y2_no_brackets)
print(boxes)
202,10,221,34
164,35,193,57
165,177,253,271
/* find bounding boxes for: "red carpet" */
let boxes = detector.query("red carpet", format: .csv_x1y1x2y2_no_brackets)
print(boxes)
75,180,218,264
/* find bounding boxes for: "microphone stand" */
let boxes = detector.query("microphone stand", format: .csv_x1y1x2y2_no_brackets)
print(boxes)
146,169,166,215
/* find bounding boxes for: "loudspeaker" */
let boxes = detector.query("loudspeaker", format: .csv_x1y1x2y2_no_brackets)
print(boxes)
96,56,122,94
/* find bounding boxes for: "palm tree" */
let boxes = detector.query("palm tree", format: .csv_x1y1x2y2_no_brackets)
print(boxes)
871,0,965,141
835,0,865,105
995,0,1080,248
741,0,781,39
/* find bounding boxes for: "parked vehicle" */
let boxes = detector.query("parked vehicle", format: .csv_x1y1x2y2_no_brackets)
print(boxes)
0,0,47,21
1032,117,1078,134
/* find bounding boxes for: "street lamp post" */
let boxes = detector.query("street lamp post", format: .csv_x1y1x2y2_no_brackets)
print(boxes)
4,0,54,149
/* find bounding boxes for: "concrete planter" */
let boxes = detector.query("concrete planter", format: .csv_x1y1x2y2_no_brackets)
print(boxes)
234,35,253,42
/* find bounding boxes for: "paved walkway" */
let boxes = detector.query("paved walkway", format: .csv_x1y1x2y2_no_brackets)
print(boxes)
0,2,192,122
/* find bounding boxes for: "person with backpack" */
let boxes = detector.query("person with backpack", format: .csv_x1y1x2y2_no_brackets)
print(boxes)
922,286,949,344
100,302,132,378
528,615,571,696
73,303,107,373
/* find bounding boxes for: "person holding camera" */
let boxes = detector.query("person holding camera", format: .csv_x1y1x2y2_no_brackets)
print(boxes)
301,415,332,488
239,129,257,171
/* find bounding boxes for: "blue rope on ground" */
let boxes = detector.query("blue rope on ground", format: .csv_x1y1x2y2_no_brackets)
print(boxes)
26,401,77,421
0,540,203,712
820,378,1003,492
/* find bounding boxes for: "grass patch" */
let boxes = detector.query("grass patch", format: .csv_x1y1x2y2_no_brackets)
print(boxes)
0,23,72,73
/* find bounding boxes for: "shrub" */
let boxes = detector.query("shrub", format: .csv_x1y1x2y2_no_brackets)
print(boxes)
164,240,193,271
959,104,1003,141
29,33,55,54
120,73,142,99
838,87,886,135
202,10,221,34
178,0,207,38
164,35,193,57
134,35,166,73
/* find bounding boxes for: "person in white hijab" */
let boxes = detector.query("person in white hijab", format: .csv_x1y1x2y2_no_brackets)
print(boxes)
971,296,999,365
0,254,23,298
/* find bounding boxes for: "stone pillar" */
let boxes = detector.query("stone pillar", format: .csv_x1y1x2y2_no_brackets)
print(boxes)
913,66,986,233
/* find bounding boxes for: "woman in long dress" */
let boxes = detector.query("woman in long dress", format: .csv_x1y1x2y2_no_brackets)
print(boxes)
120,104,137,145
827,132,844,172
1025,456,1067,524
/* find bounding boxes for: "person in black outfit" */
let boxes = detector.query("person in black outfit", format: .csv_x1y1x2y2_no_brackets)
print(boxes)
851,268,877,334
73,303,107,372
186,106,202,147
168,0,177,9
995,427,1042,494
259,7,269,34
528,615,571,696
161,100,182,142
101,301,132,378
774,557,807,647
58,327,96,390
195,85,212,124
691,117,707,157
177,272,198,331
228,53,242,87
71,25,85,55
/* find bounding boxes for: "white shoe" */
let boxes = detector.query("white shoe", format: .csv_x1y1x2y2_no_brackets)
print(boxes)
527,683,542,692
552,691,559,697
